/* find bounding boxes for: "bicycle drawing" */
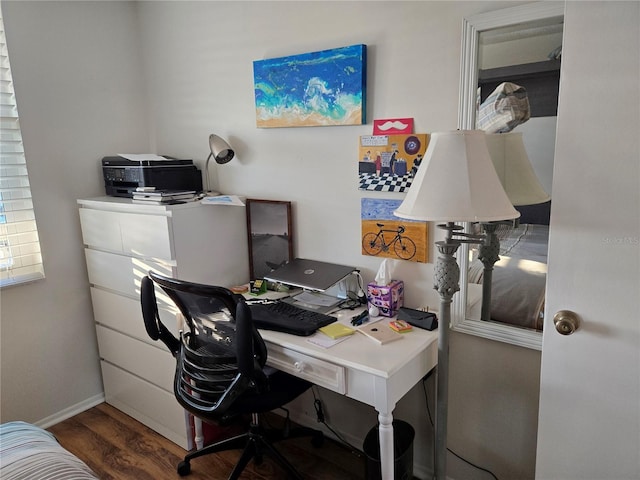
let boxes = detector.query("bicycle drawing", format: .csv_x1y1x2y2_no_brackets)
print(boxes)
362,223,417,260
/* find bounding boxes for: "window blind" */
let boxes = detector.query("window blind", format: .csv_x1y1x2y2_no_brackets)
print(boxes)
0,6,45,287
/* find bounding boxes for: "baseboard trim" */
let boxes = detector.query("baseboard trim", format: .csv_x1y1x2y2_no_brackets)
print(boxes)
35,393,106,429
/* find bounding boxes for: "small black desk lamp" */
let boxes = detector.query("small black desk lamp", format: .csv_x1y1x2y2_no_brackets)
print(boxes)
204,134,235,194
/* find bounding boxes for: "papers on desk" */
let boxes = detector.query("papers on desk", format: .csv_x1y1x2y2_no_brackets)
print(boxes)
305,322,356,348
132,190,197,204
117,153,168,161
201,195,245,206
307,331,352,349
294,291,341,308
319,323,355,339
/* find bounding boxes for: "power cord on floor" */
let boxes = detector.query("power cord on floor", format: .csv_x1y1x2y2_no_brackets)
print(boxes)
311,387,364,458
314,398,325,423
422,374,499,480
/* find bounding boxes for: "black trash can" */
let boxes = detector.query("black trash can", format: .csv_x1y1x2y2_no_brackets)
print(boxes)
363,420,415,480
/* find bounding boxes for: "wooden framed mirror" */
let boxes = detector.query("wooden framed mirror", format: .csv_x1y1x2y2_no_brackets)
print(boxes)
453,2,564,350
246,199,293,281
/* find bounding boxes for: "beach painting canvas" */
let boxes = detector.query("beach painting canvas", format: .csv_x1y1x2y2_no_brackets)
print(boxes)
253,44,366,128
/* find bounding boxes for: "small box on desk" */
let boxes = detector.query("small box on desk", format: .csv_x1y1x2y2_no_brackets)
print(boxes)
367,280,404,317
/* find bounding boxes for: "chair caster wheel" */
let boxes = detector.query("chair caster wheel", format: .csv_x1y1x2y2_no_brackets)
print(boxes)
311,432,324,448
177,460,191,476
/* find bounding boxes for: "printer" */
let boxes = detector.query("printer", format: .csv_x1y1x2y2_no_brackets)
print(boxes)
102,156,203,197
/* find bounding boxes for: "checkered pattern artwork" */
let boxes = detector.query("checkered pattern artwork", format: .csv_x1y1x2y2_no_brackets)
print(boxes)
359,172,415,192
357,133,429,192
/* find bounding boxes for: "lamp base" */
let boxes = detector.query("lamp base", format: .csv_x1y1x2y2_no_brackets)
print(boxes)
434,223,462,480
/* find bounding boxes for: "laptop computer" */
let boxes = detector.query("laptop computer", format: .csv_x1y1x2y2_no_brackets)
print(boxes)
264,258,355,292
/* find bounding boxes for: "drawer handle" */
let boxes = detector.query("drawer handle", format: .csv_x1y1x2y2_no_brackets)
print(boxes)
293,361,305,372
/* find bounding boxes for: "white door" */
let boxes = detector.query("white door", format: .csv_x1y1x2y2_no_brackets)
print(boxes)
536,2,639,479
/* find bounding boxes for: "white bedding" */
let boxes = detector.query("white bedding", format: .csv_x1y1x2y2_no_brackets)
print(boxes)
0,421,98,480
469,223,548,330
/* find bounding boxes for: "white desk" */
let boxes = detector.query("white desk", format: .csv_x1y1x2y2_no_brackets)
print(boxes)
259,307,439,480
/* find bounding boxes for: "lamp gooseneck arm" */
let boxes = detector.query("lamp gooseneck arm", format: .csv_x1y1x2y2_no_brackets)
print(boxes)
204,152,213,193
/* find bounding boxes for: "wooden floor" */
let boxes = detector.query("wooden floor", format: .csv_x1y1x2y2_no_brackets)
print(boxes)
47,403,367,480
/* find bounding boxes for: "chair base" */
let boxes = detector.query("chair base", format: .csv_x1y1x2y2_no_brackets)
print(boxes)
178,414,323,480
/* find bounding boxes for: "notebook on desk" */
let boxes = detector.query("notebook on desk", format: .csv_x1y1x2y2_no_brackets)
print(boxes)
264,258,355,292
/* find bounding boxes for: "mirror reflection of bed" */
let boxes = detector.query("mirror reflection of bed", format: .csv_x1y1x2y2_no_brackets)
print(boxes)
457,3,564,347
464,16,562,332
467,201,550,331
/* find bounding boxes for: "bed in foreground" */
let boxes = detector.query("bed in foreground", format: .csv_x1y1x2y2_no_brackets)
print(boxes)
0,421,98,480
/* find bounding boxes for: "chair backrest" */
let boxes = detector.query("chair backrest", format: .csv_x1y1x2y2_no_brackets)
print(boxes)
141,275,180,355
141,271,268,418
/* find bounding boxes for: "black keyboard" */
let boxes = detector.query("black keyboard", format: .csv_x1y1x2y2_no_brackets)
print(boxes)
249,300,337,336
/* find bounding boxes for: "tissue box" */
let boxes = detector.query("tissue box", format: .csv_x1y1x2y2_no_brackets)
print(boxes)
367,280,404,317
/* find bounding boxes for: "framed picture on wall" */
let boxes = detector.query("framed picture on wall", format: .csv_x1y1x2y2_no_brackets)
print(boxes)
246,199,293,280
253,44,367,128
361,198,428,263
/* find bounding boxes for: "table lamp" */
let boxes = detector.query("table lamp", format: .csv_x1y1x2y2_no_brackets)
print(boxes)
394,130,519,480
204,134,235,194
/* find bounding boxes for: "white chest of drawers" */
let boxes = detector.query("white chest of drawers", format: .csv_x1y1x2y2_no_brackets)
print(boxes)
78,196,249,448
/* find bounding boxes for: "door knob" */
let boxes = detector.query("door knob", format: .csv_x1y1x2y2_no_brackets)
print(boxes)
554,310,580,335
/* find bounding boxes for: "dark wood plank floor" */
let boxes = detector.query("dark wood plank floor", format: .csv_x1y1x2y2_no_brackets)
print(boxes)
48,403,367,480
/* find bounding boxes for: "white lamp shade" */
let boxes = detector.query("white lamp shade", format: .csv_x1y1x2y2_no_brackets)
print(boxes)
485,132,551,206
394,130,520,222
209,134,235,164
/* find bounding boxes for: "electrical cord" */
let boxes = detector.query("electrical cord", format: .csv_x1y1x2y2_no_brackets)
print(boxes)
422,373,435,427
313,399,325,423
334,271,367,312
261,390,361,460
353,270,367,304
311,387,364,457
422,375,499,480
447,448,499,480
335,292,362,311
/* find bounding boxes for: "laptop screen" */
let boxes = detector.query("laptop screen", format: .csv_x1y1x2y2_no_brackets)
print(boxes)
264,258,355,292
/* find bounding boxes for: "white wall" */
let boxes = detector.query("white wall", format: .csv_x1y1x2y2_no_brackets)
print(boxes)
0,1,148,421
0,2,547,480
135,2,538,479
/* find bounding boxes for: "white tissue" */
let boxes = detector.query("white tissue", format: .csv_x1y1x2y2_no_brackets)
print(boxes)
375,258,393,286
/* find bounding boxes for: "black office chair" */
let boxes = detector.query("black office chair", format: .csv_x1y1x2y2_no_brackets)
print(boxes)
140,271,323,479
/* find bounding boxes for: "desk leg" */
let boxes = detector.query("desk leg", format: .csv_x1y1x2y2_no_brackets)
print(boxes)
378,411,394,480
194,415,204,450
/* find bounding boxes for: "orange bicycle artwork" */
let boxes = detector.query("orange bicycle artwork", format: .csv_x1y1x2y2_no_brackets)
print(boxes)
361,198,428,263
